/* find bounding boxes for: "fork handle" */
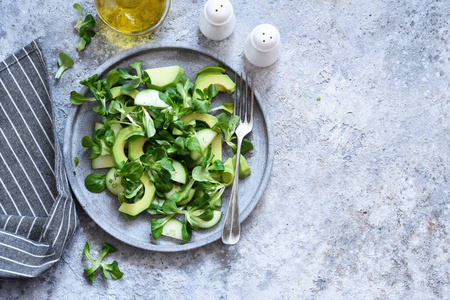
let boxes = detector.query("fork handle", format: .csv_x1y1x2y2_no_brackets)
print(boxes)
222,136,244,245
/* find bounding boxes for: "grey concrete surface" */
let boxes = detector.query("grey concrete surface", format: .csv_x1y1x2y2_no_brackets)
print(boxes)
1,0,450,299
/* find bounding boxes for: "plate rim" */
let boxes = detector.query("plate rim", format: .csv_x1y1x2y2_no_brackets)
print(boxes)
63,41,274,251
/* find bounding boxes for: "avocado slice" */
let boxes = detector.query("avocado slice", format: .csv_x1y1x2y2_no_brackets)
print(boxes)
221,154,251,185
143,66,184,91
221,158,235,186
232,154,251,178
193,74,235,99
94,122,123,134
195,66,226,85
111,126,143,166
91,122,124,169
210,134,222,161
118,173,155,216
182,112,218,127
172,112,218,135
110,86,138,99
195,71,224,87
128,137,149,161
196,66,226,75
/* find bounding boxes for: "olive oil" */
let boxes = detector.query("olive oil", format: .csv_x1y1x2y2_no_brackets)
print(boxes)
95,0,169,35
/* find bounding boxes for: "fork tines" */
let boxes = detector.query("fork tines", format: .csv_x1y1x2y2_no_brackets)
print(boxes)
234,72,254,125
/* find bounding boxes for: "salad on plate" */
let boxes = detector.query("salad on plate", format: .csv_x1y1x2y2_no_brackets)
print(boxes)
70,62,253,242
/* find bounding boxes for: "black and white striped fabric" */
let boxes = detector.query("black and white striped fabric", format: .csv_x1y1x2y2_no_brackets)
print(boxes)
0,40,78,278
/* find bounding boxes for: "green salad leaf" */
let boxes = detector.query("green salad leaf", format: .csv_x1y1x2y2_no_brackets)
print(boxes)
74,3,96,51
85,173,106,193
82,241,123,283
55,52,74,79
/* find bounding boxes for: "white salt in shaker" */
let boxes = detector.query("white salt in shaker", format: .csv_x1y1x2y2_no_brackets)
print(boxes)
199,0,236,41
244,24,281,67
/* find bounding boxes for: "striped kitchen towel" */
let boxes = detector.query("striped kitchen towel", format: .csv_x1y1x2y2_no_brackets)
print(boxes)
0,40,78,278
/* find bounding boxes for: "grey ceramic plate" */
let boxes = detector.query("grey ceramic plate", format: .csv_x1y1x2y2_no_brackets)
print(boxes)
64,42,273,251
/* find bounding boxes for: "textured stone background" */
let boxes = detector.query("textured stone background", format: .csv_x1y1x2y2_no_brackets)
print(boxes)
1,0,450,299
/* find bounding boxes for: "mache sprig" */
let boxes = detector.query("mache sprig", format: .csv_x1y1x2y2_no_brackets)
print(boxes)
82,241,123,283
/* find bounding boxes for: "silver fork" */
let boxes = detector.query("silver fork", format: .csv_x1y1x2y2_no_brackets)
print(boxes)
222,73,254,245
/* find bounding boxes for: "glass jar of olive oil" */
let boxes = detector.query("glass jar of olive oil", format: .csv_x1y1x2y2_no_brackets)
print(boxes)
95,0,170,35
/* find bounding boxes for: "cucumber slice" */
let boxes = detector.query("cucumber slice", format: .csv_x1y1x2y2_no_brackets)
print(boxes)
105,167,125,196
189,207,223,228
164,185,195,205
171,160,188,184
193,210,223,229
164,184,182,198
161,219,184,240
215,196,222,207
146,198,165,215
91,155,115,169
190,128,218,160
134,89,169,109
178,189,196,206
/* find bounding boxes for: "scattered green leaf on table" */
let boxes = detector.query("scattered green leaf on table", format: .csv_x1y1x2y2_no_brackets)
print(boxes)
73,3,96,51
55,52,74,79
82,241,123,283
